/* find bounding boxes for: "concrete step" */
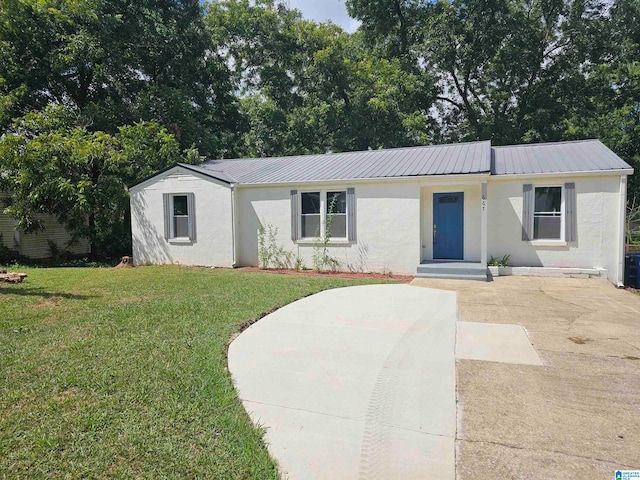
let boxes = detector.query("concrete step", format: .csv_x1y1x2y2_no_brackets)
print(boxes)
416,262,488,281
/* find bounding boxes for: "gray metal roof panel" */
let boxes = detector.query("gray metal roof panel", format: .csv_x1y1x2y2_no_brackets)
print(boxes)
199,141,491,185
492,140,632,175
186,139,630,186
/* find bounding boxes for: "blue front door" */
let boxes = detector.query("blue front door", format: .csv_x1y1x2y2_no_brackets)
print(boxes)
433,192,464,259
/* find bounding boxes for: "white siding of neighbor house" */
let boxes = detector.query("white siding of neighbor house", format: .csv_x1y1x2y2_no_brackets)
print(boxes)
19,216,90,258
236,181,422,275
420,184,482,263
0,192,90,258
130,167,234,267
487,175,623,283
0,211,18,250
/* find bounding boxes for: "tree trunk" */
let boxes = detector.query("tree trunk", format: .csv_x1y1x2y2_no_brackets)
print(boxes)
88,211,97,258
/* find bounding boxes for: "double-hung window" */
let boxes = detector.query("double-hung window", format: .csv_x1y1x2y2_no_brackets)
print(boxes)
172,195,189,238
163,192,196,242
297,189,351,240
301,192,321,238
522,183,576,243
533,186,562,240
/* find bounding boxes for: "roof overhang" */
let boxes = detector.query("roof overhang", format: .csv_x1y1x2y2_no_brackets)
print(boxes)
233,172,492,189
488,168,634,181
129,164,234,193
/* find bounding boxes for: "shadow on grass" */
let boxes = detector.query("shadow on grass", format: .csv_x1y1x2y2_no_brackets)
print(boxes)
0,286,99,300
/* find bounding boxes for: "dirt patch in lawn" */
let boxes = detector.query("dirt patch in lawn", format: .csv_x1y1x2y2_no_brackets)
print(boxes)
242,267,414,282
32,297,61,308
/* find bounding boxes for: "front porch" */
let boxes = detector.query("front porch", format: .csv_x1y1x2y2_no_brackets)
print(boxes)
416,261,488,281
417,178,489,281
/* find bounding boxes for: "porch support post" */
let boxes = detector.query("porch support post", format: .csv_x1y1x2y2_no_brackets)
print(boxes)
481,182,488,267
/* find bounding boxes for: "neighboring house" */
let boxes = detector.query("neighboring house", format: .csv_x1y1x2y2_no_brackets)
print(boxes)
0,192,90,259
129,140,633,284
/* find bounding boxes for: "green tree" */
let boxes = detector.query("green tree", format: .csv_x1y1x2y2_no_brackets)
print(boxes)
0,105,187,255
563,0,640,196
0,0,241,157
347,0,607,144
208,1,436,156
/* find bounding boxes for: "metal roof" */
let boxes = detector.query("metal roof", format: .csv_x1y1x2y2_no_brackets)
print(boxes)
492,139,632,175
171,139,632,187
190,141,491,185
178,163,236,184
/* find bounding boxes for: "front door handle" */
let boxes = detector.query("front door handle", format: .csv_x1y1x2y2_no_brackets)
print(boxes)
433,224,437,243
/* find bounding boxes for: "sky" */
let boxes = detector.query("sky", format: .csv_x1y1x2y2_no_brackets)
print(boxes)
288,0,360,33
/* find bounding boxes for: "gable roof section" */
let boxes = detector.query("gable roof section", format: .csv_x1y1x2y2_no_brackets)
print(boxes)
492,139,632,175
195,140,492,185
129,164,235,191
177,163,237,184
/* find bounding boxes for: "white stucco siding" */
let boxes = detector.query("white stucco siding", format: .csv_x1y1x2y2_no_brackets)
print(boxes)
236,182,422,275
487,175,624,282
130,168,234,267
420,184,482,262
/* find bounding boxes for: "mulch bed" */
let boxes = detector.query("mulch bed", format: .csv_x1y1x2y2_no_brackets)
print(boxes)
242,267,414,282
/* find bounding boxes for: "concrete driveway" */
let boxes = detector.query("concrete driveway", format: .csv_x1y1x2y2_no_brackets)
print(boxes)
228,284,458,479
413,276,640,479
229,278,640,479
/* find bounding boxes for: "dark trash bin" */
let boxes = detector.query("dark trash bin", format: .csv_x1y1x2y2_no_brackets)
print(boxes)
624,253,640,288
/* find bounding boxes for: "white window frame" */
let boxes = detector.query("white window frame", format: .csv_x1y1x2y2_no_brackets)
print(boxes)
531,184,565,244
170,193,190,241
298,189,348,241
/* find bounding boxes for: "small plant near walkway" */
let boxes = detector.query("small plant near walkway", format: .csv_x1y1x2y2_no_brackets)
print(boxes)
488,254,511,267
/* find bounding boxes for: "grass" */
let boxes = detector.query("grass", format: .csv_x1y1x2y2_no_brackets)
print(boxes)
0,265,390,479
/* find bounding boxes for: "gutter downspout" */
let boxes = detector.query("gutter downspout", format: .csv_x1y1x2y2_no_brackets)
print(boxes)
617,175,628,287
230,184,237,268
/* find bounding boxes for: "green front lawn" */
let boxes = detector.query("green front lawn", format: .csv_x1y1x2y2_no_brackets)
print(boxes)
0,266,385,479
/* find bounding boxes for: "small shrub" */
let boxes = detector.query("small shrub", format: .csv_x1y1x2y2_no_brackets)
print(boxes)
257,223,293,269
294,256,306,271
488,254,510,267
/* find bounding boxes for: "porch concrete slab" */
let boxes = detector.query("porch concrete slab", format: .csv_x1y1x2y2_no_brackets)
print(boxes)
228,284,458,480
455,321,543,365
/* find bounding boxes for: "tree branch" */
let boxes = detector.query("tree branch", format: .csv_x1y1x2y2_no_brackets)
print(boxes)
436,96,463,109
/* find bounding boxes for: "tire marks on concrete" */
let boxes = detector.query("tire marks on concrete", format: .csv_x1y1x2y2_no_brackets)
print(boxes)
358,307,454,479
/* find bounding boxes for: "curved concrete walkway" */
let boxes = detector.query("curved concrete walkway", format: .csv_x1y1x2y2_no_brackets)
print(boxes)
228,284,457,480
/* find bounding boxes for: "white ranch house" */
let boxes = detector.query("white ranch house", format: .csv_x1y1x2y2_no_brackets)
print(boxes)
129,140,633,284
